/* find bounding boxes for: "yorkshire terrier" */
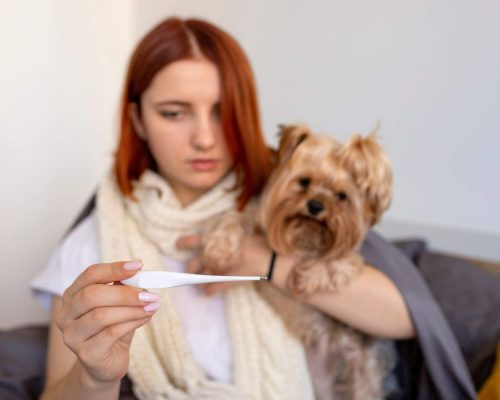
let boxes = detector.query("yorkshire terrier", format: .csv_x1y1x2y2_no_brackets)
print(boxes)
202,124,397,400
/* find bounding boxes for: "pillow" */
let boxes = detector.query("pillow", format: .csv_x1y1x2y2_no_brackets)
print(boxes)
478,342,500,399
417,250,500,388
392,239,500,388
0,325,47,400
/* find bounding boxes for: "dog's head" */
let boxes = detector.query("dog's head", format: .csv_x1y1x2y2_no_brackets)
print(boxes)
258,124,392,259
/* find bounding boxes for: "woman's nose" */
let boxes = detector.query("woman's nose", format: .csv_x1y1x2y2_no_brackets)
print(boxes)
191,115,217,151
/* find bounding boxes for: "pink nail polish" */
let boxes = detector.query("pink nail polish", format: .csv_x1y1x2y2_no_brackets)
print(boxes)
124,261,142,270
144,302,161,312
138,292,161,302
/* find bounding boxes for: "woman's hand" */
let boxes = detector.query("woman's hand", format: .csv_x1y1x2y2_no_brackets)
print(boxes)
54,261,161,385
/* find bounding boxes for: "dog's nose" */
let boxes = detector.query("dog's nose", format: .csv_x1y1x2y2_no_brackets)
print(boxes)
307,199,324,216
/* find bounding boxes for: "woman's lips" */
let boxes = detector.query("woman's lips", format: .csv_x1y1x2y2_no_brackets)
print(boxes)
189,159,219,171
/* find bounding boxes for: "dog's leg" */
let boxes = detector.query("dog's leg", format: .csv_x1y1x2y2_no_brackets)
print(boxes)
324,253,364,290
287,251,366,295
202,210,248,274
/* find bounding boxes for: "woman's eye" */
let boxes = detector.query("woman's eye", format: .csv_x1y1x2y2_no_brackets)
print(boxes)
337,191,348,201
298,177,311,188
160,110,183,120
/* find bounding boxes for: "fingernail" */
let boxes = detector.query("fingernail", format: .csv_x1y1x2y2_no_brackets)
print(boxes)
144,302,161,312
124,261,142,270
138,292,161,302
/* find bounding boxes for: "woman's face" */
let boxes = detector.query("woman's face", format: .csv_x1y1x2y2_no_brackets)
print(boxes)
134,58,232,206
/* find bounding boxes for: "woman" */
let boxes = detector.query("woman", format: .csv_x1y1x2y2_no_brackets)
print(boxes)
31,17,474,399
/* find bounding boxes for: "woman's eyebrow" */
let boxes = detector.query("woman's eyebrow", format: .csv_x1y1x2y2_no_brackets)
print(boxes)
154,100,190,107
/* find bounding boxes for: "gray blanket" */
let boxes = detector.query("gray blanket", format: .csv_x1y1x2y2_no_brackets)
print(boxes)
361,232,479,399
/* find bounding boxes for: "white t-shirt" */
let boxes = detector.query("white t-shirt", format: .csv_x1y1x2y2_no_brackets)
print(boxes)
30,212,233,383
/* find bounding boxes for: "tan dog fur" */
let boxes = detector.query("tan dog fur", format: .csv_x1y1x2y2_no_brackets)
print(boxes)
202,124,397,400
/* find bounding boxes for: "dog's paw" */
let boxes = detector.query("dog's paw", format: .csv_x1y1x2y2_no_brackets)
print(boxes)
287,265,321,296
325,257,363,290
287,257,363,295
202,212,246,273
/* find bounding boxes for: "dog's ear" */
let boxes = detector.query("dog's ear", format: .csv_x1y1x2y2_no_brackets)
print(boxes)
276,124,311,163
340,132,392,225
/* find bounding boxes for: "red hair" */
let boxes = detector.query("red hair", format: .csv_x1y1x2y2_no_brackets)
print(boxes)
114,17,273,209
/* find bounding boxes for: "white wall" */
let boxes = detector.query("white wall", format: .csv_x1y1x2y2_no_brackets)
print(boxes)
136,0,500,260
0,0,134,328
1,0,499,328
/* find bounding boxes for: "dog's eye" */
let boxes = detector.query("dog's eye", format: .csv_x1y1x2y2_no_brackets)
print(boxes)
298,177,311,188
337,191,348,201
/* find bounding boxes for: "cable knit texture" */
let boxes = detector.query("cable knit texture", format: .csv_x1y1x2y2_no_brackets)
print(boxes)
97,170,315,400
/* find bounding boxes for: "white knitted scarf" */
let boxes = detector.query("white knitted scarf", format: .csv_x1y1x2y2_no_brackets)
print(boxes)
96,170,315,400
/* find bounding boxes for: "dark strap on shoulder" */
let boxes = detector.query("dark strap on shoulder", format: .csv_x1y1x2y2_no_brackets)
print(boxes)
63,191,97,238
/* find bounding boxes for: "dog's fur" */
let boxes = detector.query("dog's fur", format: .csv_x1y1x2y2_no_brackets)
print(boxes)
202,124,397,399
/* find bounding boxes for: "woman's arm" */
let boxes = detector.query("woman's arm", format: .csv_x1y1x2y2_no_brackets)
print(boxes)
41,297,121,400
181,234,415,340
269,249,415,339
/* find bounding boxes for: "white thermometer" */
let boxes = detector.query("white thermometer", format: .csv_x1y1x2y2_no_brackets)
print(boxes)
120,270,266,289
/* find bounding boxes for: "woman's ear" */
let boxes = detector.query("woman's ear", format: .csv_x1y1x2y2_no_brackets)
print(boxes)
128,103,147,140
